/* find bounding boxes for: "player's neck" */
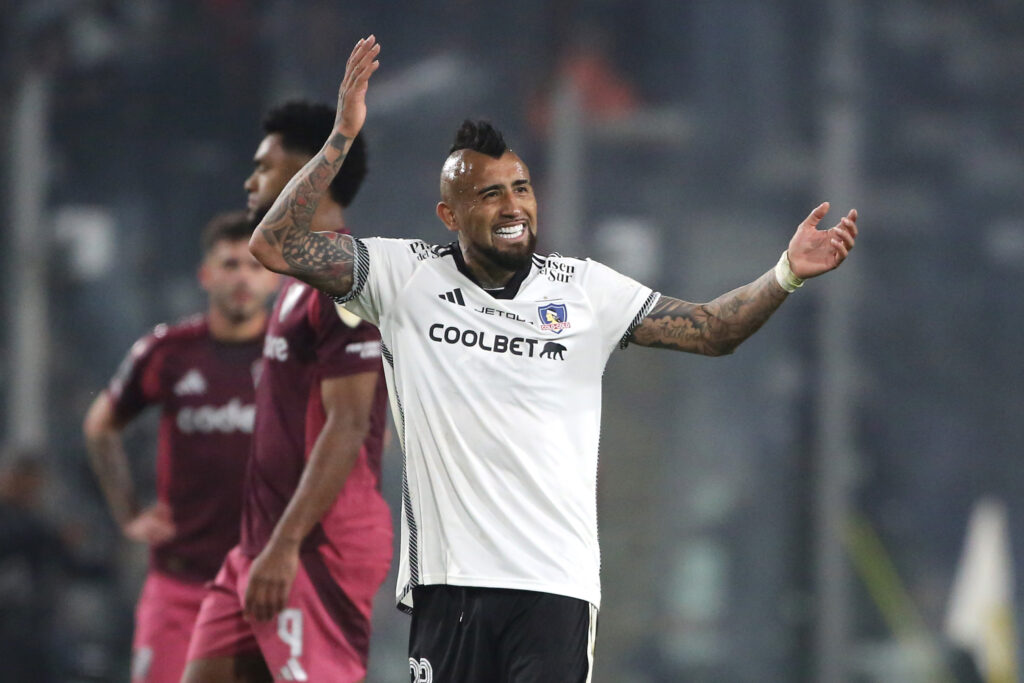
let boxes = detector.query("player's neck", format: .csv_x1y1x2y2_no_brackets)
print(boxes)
458,245,517,290
207,308,267,343
466,260,515,290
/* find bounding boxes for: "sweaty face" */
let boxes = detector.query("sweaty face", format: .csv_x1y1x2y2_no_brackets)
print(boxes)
201,239,279,323
244,134,309,224
438,150,538,274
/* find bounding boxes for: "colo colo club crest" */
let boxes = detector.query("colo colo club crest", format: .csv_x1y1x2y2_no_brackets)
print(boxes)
538,303,571,334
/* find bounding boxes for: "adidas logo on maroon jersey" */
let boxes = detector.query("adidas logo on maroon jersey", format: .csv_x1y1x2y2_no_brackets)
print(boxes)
173,369,207,396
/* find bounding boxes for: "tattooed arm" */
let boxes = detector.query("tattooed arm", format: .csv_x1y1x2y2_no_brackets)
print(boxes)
249,35,381,298
248,133,361,296
82,393,176,544
630,272,787,355
629,202,859,355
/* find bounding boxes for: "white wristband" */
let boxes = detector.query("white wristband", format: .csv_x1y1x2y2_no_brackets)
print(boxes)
774,250,804,293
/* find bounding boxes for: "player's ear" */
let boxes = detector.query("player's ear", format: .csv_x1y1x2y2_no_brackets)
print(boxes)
436,202,458,233
197,263,212,292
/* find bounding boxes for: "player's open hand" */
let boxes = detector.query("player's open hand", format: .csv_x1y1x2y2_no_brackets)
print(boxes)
122,501,176,546
244,540,299,622
786,202,858,279
334,35,381,139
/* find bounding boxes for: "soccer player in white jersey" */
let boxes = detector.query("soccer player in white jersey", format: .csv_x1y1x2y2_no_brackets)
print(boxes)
249,35,859,683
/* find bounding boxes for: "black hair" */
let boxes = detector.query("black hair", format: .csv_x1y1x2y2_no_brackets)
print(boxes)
201,210,253,254
449,119,508,158
262,101,368,207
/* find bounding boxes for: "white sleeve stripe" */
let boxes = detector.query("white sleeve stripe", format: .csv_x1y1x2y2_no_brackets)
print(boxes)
618,291,661,349
332,237,370,305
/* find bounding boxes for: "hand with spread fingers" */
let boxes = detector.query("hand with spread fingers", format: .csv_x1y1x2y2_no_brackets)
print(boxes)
787,202,859,279
334,34,381,140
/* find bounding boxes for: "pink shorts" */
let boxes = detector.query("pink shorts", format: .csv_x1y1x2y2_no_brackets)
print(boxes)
186,544,390,682
132,570,208,683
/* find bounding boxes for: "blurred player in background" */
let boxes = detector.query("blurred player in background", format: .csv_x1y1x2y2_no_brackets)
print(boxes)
249,36,859,682
82,212,279,683
183,102,391,683
0,451,100,682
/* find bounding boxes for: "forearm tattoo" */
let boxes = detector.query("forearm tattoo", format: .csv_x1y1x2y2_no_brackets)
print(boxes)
257,132,356,296
630,269,788,355
86,431,137,524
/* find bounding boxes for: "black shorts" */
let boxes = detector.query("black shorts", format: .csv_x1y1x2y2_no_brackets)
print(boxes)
408,585,598,683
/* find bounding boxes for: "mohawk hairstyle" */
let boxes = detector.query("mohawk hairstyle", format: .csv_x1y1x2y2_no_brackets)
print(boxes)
201,210,253,254
262,100,368,207
449,119,508,158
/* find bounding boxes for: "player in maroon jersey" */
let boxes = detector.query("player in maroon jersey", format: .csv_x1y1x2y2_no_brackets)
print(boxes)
183,102,391,683
82,211,279,683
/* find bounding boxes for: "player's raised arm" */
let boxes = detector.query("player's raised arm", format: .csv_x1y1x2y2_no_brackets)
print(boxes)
249,35,381,297
629,203,858,355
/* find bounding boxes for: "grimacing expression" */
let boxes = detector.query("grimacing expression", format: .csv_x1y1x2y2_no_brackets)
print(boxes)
437,150,538,272
200,239,279,323
244,133,310,224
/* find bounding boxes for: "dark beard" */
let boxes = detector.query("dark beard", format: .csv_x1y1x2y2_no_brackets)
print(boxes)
478,231,537,271
247,204,268,228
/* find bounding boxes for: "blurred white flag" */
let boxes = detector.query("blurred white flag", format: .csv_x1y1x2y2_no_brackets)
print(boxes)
946,497,1019,683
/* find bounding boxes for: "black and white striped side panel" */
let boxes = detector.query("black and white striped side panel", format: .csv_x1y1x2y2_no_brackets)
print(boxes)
382,342,420,613
332,236,370,305
618,291,661,349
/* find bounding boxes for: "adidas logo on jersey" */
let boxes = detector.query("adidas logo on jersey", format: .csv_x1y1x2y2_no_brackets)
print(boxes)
173,369,207,396
438,288,465,306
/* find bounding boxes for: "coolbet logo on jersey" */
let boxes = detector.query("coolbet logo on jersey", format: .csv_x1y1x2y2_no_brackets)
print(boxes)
538,303,571,333
539,341,566,359
427,324,566,360
176,398,255,434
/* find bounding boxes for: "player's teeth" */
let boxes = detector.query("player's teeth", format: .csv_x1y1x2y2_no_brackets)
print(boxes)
496,223,524,238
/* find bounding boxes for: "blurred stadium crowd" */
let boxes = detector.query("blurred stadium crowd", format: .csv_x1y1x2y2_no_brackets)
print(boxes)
2,1,1023,681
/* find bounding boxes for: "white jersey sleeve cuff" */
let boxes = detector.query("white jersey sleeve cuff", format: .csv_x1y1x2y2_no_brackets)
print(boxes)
618,291,661,350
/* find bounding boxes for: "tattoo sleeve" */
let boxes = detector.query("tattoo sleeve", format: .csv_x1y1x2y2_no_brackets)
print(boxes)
629,269,788,355
256,132,357,297
85,428,138,527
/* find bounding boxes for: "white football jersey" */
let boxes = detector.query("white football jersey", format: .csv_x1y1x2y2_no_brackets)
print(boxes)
338,237,659,612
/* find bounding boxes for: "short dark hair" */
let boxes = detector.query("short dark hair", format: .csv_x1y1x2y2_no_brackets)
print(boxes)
262,101,368,208
449,120,508,158
201,210,252,254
